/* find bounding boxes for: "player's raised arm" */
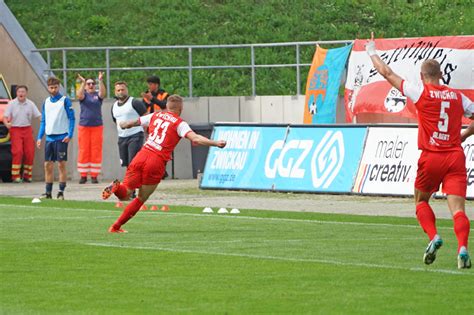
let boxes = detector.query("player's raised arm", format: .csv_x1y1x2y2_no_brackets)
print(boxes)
366,32,403,92
185,131,226,148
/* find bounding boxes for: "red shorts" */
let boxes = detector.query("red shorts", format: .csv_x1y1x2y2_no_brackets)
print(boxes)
415,150,467,197
122,149,166,190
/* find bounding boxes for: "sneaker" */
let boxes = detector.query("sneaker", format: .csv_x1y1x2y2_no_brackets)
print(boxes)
102,179,120,200
91,177,99,184
57,191,64,200
79,176,87,184
423,236,443,265
13,178,22,183
22,178,31,183
458,248,472,269
40,193,52,199
108,226,128,233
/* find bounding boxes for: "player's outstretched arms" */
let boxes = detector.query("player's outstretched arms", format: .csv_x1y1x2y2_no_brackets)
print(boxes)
366,32,403,92
186,131,226,148
461,122,474,142
119,118,140,129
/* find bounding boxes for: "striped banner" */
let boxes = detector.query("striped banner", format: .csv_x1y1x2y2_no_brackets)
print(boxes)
304,44,352,124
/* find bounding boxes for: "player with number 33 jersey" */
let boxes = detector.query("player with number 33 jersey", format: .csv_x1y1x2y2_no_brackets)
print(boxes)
102,95,227,233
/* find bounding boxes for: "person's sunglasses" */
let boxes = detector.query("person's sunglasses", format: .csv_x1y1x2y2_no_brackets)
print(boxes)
86,82,96,85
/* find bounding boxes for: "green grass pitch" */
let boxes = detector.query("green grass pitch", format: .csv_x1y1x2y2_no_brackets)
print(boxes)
0,196,472,314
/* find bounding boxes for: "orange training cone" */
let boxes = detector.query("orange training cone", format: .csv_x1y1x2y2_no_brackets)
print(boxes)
150,205,159,211
160,205,170,212
140,204,148,211
115,201,123,208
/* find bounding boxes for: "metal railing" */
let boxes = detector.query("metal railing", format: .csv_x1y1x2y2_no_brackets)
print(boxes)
32,40,353,98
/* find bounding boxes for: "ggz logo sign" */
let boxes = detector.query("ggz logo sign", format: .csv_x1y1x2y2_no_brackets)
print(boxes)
311,131,344,188
264,131,345,188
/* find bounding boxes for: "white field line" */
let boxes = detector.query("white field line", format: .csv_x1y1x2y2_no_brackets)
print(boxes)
85,242,471,276
160,236,424,245
0,216,116,221
0,203,472,232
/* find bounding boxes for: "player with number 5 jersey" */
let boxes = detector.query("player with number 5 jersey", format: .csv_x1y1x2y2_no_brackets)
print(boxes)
102,95,226,233
366,32,474,269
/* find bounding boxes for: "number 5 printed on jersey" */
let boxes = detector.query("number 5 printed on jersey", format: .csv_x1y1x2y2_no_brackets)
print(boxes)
438,101,450,133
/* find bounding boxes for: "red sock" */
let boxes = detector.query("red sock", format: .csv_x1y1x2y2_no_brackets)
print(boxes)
453,211,470,253
416,201,437,240
112,198,144,229
114,184,128,200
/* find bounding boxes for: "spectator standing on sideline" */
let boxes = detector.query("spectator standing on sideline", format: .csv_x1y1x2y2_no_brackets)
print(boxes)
112,81,147,169
142,75,169,113
37,77,75,200
3,85,41,182
366,32,473,269
102,95,226,233
76,72,106,184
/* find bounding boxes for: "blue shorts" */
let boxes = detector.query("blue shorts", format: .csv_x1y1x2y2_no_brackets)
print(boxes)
45,140,68,162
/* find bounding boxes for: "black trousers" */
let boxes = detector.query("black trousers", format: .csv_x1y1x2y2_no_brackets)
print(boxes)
117,132,144,167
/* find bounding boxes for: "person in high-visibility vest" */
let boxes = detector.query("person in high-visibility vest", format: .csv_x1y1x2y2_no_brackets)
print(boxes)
3,85,41,183
142,75,169,113
76,72,106,184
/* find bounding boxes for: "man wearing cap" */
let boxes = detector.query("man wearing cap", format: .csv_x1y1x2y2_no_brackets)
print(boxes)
142,75,169,114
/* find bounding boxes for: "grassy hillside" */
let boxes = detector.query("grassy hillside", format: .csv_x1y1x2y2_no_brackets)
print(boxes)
6,0,473,96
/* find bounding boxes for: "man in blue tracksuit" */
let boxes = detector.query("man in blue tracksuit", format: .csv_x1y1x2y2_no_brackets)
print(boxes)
36,77,75,200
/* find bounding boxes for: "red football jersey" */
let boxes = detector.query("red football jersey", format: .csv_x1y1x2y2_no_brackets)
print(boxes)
402,81,473,152
139,111,192,160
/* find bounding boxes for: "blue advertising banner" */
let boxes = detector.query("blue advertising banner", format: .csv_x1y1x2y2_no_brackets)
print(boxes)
201,124,367,193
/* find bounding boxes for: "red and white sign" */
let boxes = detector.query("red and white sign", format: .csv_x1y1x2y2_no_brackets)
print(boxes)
344,36,474,123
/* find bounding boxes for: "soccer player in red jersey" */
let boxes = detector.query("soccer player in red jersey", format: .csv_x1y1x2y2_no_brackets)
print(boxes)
102,95,226,233
366,33,474,269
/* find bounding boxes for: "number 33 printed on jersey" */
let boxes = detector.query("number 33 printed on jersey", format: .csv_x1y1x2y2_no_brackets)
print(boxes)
149,118,170,145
